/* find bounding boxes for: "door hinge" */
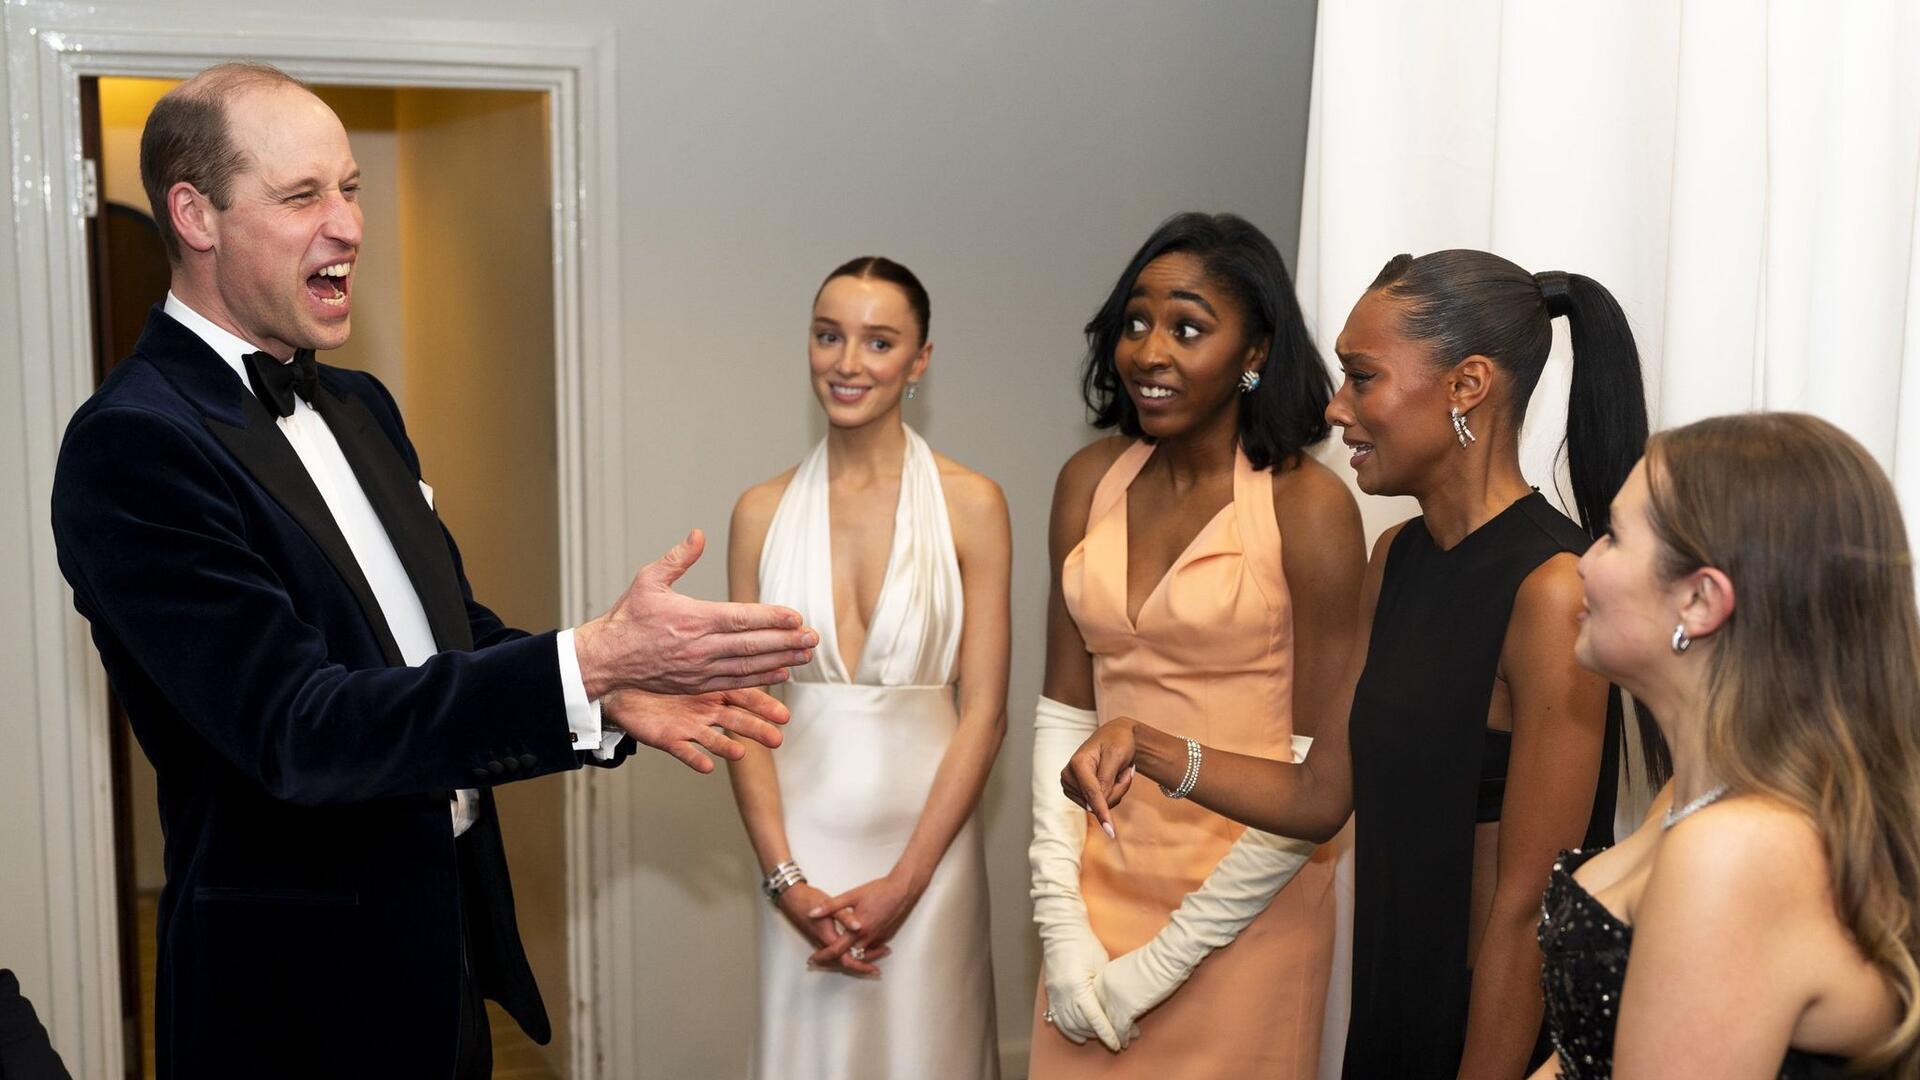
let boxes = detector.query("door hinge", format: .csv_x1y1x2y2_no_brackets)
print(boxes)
80,157,99,219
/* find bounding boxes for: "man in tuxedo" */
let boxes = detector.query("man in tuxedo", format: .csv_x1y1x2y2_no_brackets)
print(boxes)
49,63,816,1078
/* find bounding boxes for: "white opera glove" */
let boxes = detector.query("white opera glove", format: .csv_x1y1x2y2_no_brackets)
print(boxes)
1030,695,1123,1051
1094,735,1319,1049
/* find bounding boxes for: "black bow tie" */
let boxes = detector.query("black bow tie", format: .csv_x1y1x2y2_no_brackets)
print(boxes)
243,349,320,419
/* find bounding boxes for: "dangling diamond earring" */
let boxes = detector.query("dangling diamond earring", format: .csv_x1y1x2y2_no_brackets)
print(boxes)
1450,406,1477,448
1670,623,1692,654
1239,370,1261,394
906,382,919,400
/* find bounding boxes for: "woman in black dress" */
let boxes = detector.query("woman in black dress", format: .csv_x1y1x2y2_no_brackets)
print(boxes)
1062,250,1652,1079
1533,413,1917,1079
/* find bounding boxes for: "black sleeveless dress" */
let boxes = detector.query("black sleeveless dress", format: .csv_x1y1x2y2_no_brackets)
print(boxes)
1539,849,1852,1079
1343,492,1620,1079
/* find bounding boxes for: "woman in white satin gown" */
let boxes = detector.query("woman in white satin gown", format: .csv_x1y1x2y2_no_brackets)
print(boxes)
727,256,1011,1080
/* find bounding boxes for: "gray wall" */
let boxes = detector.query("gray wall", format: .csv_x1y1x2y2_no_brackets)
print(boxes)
0,1,1319,1074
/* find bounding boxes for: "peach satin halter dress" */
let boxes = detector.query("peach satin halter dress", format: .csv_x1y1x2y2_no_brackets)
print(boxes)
1028,440,1335,1079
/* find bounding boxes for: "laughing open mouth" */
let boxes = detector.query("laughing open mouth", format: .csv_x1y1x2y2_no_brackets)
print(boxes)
307,262,351,306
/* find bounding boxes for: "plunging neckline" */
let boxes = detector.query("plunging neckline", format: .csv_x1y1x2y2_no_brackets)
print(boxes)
1118,447,1237,631
822,440,910,683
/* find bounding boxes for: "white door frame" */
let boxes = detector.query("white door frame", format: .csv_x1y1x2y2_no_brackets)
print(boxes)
3,4,625,1075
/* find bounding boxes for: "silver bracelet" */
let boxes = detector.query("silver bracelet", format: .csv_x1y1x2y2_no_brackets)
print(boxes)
761,860,805,901
1158,737,1203,800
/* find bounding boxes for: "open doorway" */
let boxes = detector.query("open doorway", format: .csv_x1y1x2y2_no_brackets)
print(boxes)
86,76,571,1080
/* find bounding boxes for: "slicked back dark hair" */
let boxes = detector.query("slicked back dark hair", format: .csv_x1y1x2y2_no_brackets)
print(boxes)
1369,249,1649,540
815,256,931,346
1081,212,1331,471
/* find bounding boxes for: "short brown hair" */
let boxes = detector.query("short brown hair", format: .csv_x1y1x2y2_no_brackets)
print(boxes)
140,62,304,261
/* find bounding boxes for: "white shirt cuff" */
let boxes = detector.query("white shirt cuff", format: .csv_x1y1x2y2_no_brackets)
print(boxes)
557,627,620,761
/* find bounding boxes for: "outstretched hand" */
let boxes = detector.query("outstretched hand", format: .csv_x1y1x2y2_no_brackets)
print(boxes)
575,530,818,698
1060,718,1141,840
603,687,789,774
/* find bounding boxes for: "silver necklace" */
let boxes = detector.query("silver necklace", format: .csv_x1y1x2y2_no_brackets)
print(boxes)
1663,782,1731,829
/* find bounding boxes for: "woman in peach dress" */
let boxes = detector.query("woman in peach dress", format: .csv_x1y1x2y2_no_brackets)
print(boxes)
1027,213,1364,1078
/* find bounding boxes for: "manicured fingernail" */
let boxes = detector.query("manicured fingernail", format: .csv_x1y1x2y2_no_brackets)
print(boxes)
806,907,822,918
1101,821,1116,840
846,918,861,930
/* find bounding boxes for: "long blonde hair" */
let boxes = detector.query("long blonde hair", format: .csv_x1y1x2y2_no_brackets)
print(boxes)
1645,413,1920,1074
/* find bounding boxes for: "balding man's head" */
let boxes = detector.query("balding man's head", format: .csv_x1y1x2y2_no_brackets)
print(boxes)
140,62,308,261
143,63,363,359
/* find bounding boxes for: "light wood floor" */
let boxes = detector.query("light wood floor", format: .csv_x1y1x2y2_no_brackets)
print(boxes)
133,892,560,1078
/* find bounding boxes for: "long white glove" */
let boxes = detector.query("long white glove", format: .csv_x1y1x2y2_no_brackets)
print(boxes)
1030,695,1122,1051
1093,735,1319,1048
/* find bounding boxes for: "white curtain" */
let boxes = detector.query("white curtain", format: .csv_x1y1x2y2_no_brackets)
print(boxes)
1294,3,1920,1075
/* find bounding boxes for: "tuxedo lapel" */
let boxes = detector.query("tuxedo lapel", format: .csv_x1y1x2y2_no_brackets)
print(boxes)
204,393,408,667
312,386,474,652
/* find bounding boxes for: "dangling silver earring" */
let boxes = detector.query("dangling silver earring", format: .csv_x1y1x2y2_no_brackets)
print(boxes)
1450,406,1477,447
906,382,919,400
1670,623,1692,654
1239,370,1261,394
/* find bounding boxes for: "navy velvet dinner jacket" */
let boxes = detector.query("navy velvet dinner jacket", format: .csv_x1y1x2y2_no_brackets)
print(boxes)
50,308,628,1078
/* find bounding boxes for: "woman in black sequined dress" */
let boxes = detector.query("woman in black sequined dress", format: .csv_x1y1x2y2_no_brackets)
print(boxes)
1533,413,1920,1078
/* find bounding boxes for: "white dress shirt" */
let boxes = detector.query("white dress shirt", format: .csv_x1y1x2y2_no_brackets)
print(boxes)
164,293,616,834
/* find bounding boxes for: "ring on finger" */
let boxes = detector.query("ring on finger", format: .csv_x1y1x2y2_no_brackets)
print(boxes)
849,945,867,961
1044,1008,1056,1026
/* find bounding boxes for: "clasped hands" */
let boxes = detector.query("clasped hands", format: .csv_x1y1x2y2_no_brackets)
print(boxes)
572,529,818,771
1043,920,1166,1053
774,866,928,977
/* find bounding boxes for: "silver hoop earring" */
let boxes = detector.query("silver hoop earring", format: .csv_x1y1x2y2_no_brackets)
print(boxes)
1450,406,1477,448
1670,623,1692,654
1239,370,1261,394
905,382,919,400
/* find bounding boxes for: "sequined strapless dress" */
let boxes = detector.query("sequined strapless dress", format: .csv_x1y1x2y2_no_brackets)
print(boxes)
1538,848,1851,1079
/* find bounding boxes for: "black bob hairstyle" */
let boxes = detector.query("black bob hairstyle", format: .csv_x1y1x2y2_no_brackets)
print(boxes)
1081,212,1332,471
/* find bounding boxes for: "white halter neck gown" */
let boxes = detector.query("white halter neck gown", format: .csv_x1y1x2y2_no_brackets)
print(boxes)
753,427,999,1080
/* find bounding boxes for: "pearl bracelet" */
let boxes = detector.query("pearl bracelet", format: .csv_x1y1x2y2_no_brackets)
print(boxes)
1158,737,1203,800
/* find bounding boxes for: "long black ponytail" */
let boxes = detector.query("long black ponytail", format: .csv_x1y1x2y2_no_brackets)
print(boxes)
1368,251,1648,539
1539,270,1650,539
